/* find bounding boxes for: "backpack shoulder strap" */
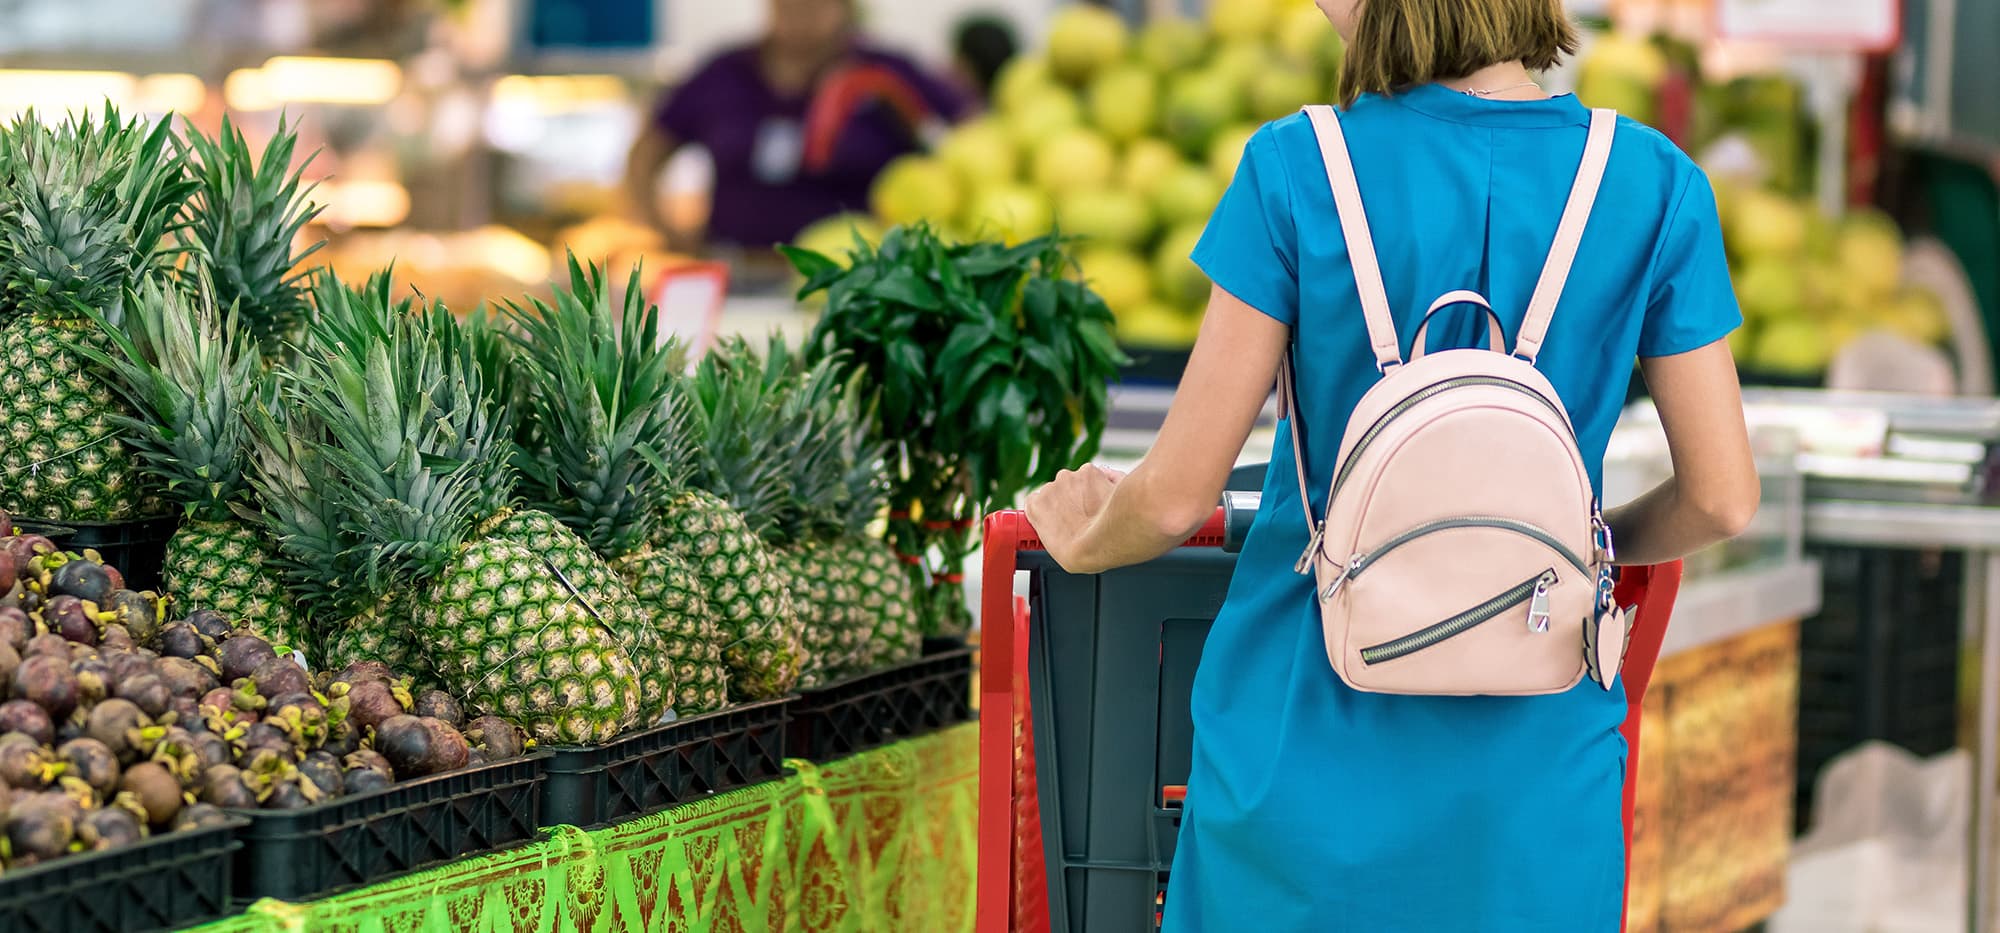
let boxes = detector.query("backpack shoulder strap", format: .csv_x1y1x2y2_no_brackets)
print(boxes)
1303,105,1403,373
1513,108,1618,364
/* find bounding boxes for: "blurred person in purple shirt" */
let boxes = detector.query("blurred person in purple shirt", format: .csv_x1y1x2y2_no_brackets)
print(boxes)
624,0,972,254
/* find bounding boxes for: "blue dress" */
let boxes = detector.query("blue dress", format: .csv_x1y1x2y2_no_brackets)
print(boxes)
1166,84,1741,932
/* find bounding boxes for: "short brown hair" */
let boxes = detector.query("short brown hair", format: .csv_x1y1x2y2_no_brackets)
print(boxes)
1338,0,1580,107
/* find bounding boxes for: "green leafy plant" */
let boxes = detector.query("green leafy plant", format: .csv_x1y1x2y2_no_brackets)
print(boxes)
783,223,1126,634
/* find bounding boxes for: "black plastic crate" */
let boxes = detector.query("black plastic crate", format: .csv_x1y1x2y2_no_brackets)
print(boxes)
541,698,789,829
12,517,177,592
231,750,550,903
789,647,975,761
0,816,245,933
1795,546,1964,831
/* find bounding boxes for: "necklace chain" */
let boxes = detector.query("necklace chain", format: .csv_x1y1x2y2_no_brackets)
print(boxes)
1462,80,1543,98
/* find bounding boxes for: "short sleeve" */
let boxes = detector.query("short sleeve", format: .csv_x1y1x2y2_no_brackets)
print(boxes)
1638,171,1742,358
1191,126,1300,327
654,60,723,142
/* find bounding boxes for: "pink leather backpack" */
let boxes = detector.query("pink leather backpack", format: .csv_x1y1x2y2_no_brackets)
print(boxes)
1281,103,1629,696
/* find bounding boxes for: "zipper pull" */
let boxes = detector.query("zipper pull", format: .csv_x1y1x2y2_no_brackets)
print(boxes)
1294,522,1326,575
1526,571,1556,633
1320,561,1357,603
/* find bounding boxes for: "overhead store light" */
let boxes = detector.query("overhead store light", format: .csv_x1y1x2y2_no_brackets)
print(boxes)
0,70,137,117
226,56,402,110
323,180,411,228
134,73,206,114
490,74,629,112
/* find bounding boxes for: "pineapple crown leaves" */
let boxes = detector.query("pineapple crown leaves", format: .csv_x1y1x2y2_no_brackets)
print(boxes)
69,274,263,522
254,269,516,608
242,401,364,625
687,337,799,540
687,336,873,544
0,104,199,325
179,112,327,361
501,253,692,559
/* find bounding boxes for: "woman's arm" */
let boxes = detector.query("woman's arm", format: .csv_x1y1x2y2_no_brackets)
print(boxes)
623,127,683,237
1024,285,1288,574
1604,339,1760,565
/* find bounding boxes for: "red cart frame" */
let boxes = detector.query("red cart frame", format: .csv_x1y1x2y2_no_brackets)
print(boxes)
977,507,1683,933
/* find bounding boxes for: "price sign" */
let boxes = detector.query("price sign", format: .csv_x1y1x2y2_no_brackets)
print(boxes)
649,261,731,356
1717,0,1900,51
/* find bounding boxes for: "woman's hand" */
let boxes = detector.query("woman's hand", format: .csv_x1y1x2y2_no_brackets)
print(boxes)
1024,464,1127,574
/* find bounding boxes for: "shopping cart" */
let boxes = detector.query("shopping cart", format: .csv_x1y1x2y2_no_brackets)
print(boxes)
977,491,1684,933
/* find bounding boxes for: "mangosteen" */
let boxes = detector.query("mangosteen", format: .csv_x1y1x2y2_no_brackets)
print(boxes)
5,798,73,860
465,716,524,760
267,692,323,721
199,764,256,808
264,779,313,810
76,806,142,851
299,752,344,798
120,762,181,826
158,622,206,660
0,551,15,596
375,715,458,778
249,656,308,699
98,623,134,652
102,591,156,643
85,699,150,762
167,696,200,725
175,801,229,830
49,560,112,604
180,609,228,641
344,680,404,731
105,651,152,686
188,730,230,770
0,641,19,687
411,690,462,727
154,657,217,700
22,633,68,660
218,635,276,683
0,607,31,652
321,719,361,758
342,766,391,794
70,658,109,705
12,655,77,720
0,534,55,565
114,673,172,719
0,512,10,536
336,661,394,688
0,700,54,746
56,738,120,795
43,595,94,646
241,722,296,760
0,738,53,789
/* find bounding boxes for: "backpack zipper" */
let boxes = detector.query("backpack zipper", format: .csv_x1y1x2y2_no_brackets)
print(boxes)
1320,516,1587,601
1359,569,1558,665
1328,376,1574,505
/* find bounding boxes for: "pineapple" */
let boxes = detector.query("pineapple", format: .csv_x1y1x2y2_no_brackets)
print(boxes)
180,113,324,362
497,260,728,717
738,339,918,678
688,339,850,687
247,271,649,744
0,106,196,522
72,276,304,647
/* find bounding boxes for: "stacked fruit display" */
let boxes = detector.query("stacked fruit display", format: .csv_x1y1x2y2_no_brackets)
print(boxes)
820,0,1342,351
0,101,1088,761
1571,34,1950,380
0,513,524,871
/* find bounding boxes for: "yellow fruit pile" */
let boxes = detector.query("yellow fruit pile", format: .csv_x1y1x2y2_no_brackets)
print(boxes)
1719,185,1948,377
853,0,1343,350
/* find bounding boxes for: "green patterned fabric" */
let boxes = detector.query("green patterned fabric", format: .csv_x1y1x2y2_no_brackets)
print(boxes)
187,723,977,932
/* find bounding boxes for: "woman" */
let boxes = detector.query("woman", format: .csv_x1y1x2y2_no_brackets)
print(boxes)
624,0,969,253
1023,1,1760,930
